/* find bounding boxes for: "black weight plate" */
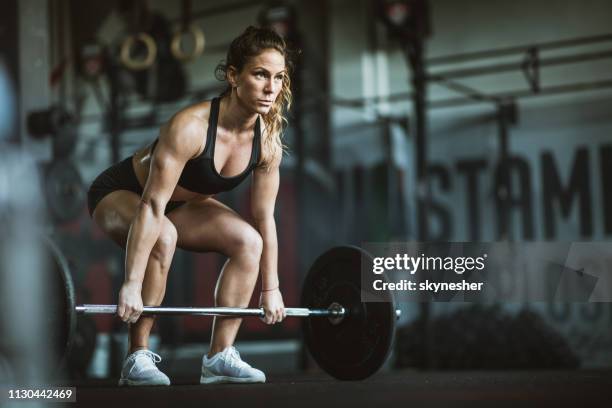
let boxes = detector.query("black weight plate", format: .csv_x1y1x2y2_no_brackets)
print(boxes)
67,314,97,374
44,237,76,370
26,106,67,137
301,246,396,380
43,160,86,223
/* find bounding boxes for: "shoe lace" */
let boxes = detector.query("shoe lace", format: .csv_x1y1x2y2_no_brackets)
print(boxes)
224,347,249,369
135,350,162,367
125,350,162,377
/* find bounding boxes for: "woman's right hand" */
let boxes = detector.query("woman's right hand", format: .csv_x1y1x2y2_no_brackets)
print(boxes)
117,281,143,324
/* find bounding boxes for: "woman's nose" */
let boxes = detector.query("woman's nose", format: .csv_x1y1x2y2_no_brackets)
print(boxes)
265,78,277,94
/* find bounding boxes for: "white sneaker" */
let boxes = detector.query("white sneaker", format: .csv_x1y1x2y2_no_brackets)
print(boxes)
200,346,266,384
118,350,171,386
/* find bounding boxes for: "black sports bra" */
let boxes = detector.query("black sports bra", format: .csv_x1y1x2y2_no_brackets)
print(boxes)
150,97,261,195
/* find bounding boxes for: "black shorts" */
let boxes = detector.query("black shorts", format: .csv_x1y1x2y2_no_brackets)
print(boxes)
87,157,185,217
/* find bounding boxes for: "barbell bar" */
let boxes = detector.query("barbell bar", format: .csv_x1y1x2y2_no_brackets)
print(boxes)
76,304,348,318
76,303,401,322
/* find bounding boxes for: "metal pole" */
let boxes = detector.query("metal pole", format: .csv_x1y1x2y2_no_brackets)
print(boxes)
76,304,345,318
429,49,612,81
107,61,122,164
427,33,612,65
497,102,511,240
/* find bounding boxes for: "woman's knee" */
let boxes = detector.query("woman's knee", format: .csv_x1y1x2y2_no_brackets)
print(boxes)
150,219,178,268
229,227,263,262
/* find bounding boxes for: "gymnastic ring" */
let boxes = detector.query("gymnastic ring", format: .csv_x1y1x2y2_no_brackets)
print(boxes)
170,24,205,62
119,32,157,71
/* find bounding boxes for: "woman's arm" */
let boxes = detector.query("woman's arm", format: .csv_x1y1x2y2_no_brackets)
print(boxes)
119,113,203,323
251,151,285,324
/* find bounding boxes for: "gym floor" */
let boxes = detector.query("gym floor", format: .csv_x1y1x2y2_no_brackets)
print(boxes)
70,369,612,407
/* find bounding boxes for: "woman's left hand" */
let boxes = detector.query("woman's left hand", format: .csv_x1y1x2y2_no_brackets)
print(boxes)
259,288,286,324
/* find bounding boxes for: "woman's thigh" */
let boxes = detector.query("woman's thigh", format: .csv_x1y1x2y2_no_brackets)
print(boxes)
92,190,141,247
92,190,176,249
166,198,258,255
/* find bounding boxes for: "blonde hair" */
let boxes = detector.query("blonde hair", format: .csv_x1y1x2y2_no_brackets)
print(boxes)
216,26,294,170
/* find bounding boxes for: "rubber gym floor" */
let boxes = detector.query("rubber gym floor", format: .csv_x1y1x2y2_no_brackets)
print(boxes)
68,369,612,407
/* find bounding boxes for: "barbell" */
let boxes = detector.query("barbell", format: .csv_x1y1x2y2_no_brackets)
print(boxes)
76,304,347,318
52,245,399,381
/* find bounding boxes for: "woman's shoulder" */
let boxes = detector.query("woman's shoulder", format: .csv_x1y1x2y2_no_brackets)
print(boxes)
169,99,213,129
167,99,219,133
158,100,214,157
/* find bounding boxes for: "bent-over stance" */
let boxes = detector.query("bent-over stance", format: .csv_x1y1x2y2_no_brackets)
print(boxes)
87,26,293,385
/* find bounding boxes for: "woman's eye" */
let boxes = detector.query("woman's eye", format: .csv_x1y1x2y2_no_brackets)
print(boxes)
275,76,283,81
255,72,266,78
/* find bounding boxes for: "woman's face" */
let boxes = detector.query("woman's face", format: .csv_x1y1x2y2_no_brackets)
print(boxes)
231,48,286,115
